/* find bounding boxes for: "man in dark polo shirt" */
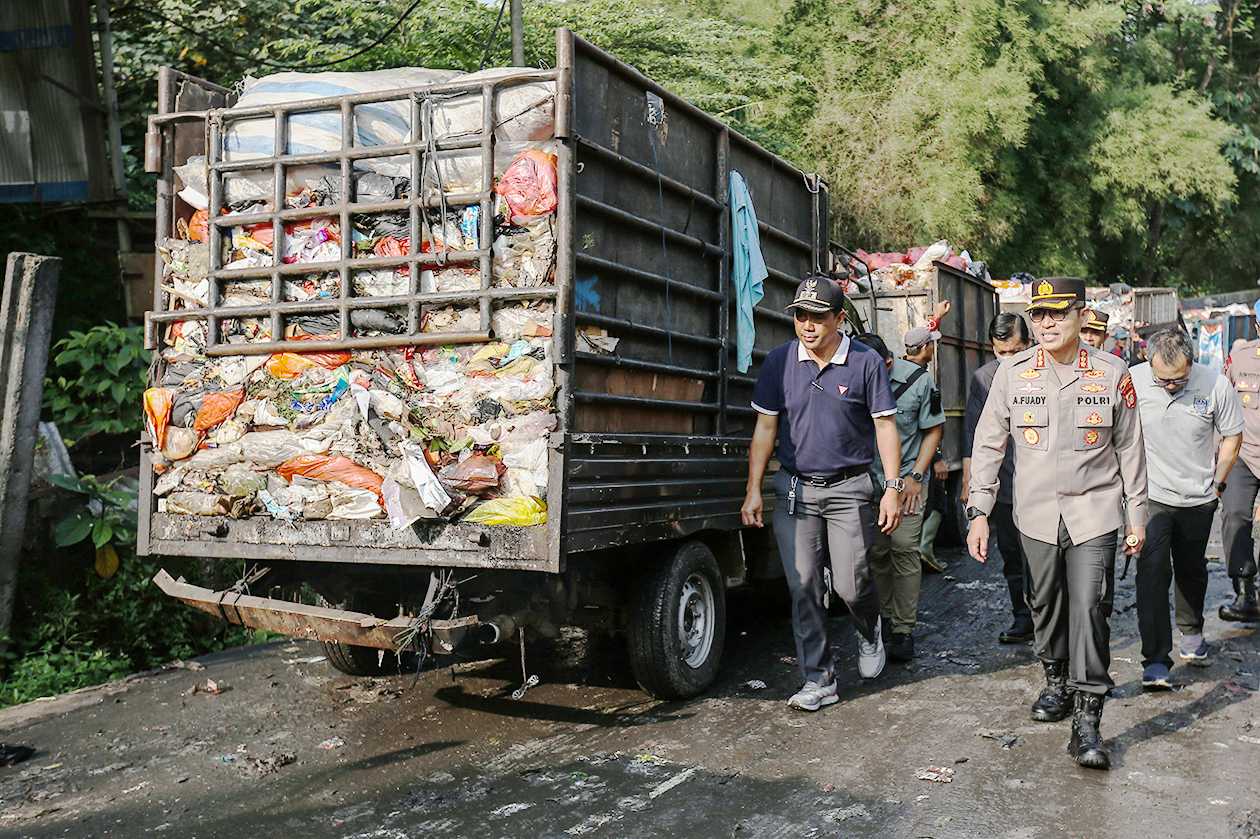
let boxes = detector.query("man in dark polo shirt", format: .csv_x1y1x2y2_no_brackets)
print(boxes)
742,276,904,711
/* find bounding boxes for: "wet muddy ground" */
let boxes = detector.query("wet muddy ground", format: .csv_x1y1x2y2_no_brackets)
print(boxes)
2,543,1258,839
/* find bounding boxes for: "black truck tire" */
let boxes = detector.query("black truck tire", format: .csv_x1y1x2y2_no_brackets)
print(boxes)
322,640,403,677
627,541,727,699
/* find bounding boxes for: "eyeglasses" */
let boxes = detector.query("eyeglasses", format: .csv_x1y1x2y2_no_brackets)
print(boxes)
1153,374,1190,387
1027,307,1079,324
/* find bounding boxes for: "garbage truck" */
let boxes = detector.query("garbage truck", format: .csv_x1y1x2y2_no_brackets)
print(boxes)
139,29,832,698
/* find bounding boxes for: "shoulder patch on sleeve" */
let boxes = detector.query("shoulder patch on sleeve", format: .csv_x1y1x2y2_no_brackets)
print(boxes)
1119,372,1136,408
930,387,941,414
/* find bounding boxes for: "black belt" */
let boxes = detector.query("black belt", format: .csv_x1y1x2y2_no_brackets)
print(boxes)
787,465,868,487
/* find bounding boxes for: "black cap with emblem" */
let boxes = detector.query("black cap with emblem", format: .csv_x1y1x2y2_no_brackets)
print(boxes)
786,274,845,314
1027,276,1086,311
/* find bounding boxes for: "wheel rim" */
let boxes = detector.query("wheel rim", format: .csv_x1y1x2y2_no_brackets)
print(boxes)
678,572,716,669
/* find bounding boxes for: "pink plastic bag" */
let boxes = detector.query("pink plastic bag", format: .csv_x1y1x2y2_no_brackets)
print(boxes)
495,149,558,224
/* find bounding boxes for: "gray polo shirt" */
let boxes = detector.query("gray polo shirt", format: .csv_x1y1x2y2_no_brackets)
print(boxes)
1131,361,1244,507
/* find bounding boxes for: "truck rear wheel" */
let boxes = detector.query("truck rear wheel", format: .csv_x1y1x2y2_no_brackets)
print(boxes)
322,641,407,677
627,541,726,699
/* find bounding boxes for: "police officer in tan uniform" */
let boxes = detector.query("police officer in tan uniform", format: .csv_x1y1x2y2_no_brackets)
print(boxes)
1081,309,1109,350
1219,303,1260,622
966,277,1148,771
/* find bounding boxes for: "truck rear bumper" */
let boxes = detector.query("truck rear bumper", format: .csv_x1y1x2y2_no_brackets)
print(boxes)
152,569,478,652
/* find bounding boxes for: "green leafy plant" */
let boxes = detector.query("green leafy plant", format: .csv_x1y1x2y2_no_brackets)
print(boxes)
49,473,139,549
43,323,149,447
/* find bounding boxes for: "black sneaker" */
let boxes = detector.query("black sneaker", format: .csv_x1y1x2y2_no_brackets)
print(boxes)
888,633,914,662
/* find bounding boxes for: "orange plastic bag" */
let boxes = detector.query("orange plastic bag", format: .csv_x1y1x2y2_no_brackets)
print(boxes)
193,388,245,434
277,454,383,500
187,209,209,242
265,353,316,379
143,387,173,449
289,334,352,369
495,149,558,224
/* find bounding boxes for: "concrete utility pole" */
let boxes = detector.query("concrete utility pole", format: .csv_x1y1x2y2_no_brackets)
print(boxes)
511,0,525,66
0,254,62,647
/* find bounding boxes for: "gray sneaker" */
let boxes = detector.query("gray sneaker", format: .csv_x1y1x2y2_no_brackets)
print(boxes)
787,679,839,711
1178,638,1213,666
858,616,886,680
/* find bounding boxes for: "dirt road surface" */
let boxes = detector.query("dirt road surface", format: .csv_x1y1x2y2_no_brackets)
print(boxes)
2,544,1258,839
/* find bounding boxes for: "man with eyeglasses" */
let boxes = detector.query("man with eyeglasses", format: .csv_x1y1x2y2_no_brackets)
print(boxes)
965,277,1147,771
742,276,903,711
962,312,1035,645
1219,298,1260,623
1129,328,1242,690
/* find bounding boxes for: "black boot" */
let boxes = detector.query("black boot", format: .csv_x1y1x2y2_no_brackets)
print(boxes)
1220,578,1260,622
999,615,1034,644
1031,660,1073,722
1067,692,1110,770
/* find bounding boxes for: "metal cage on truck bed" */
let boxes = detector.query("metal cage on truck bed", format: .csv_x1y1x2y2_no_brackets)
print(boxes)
137,28,829,573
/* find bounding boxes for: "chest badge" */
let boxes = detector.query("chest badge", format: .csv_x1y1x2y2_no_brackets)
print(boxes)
1019,370,1041,380
1245,393,1252,405
1085,411,1103,426
1081,383,1106,394
1083,430,1100,446
1084,369,1106,379
837,384,849,396
1023,428,1040,445
1194,396,1209,415
1023,410,1035,423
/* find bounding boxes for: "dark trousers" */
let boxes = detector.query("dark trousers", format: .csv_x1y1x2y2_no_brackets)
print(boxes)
772,471,881,684
991,501,1031,622
1020,519,1118,695
1221,459,1260,582
1137,500,1216,668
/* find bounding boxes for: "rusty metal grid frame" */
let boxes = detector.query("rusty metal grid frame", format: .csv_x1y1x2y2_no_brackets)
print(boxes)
144,68,563,357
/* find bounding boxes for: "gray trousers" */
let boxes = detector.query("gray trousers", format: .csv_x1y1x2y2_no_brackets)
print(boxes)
1220,459,1260,582
1020,519,1118,695
773,470,881,683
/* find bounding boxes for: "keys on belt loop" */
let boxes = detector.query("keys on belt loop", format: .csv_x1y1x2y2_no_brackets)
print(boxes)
787,475,799,517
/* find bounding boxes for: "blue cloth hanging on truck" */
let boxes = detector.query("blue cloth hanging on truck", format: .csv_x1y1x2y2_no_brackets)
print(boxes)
730,171,768,374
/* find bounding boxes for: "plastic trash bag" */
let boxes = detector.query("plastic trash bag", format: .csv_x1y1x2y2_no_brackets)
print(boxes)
277,454,383,499
144,387,173,449
495,149,558,225
185,441,245,469
252,400,289,427
439,453,504,495
162,426,199,461
220,463,268,498
239,431,309,467
400,441,451,512
165,491,231,516
265,353,316,380
464,496,547,526
327,482,382,519
193,388,245,433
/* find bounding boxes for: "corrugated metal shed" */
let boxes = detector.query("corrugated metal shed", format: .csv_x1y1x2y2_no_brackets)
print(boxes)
0,0,109,203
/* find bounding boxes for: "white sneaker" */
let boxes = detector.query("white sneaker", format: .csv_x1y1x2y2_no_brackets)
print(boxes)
858,616,886,680
787,679,839,711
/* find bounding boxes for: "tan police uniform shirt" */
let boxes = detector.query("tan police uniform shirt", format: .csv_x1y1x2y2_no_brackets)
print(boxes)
1226,338,1260,477
968,343,1148,544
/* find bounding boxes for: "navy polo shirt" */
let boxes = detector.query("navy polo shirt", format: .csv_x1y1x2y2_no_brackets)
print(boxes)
752,335,896,475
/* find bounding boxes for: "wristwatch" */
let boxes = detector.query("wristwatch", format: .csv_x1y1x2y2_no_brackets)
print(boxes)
910,471,925,483
885,477,906,493
965,506,986,521
1217,480,1228,494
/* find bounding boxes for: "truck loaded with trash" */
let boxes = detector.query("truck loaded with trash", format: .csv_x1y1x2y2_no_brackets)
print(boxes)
138,29,838,698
